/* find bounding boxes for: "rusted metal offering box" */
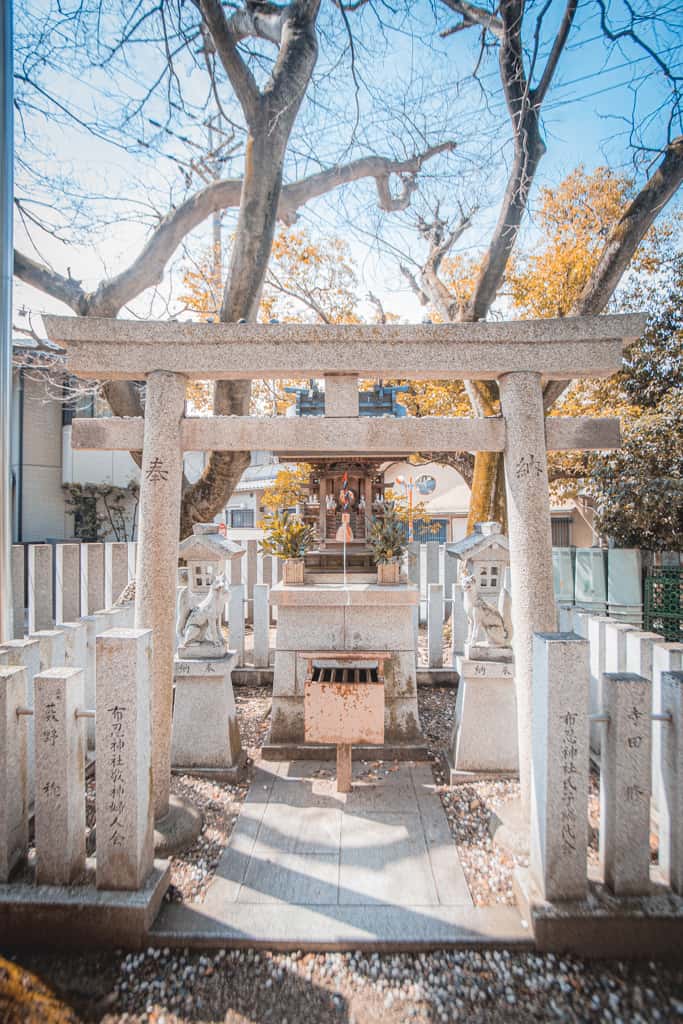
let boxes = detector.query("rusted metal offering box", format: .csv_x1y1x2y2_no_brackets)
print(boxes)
303,652,386,792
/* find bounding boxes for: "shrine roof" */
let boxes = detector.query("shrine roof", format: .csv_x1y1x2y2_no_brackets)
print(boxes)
179,524,244,561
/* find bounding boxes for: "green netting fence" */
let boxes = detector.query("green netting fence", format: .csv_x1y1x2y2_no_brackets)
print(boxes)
644,568,683,642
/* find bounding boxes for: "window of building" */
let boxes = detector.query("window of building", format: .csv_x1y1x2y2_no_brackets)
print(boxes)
552,517,572,547
228,508,255,529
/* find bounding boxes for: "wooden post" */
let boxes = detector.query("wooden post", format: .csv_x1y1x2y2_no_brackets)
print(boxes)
337,743,352,793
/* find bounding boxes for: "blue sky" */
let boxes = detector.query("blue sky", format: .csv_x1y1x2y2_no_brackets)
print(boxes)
13,0,683,327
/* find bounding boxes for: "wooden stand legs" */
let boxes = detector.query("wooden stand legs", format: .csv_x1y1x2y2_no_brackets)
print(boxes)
336,743,352,793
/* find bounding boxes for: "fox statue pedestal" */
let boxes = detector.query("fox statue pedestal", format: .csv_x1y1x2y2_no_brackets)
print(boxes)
449,652,519,782
171,654,245,781
171,523,246,781
447,521,519,783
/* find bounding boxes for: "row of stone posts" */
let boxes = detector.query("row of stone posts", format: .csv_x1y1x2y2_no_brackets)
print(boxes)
530,630,683,902
0,628,154,892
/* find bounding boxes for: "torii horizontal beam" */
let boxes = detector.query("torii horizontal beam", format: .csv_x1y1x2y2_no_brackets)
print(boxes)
71,414,620,455
43,313,645,381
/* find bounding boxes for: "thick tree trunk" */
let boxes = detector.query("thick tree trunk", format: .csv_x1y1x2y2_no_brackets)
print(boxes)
179,121,291,537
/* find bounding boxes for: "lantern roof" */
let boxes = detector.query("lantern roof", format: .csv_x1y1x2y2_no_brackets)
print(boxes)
446,521,509,561
179,523,244,562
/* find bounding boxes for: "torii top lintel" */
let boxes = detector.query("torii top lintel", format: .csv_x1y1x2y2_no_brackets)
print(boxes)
43,313,645,382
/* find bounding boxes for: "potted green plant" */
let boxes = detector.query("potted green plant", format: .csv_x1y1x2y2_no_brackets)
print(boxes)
259,509,315,585
368,503,407,585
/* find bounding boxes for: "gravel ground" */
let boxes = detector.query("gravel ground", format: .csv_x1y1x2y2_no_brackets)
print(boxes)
7,946,683,1024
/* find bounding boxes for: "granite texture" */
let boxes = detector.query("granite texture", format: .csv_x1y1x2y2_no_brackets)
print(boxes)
28,544,53,633
55,543,81,624
95,628,154,891
600,672,652,896
0,666,28,881
660,671,683,894
499,372,557,808
171,654,242,771
45,311,643,380
34,666,86,885
134,369,186,819
531,633,590,902
451,655,518,774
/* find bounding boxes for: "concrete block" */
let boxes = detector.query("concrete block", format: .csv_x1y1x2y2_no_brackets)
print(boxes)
652,642,683,811
105,542,130,608
600,672,651,895
34,667,86,885
625,630,660,680
11,545,24,639
427,584,444,668
228,584,245,665
253,584,270,668
30,629,66,672
425,542,440,587
385,697,422,742
276,605,344,652
3,638,42,805
28,544,53,633
660,671,683,894
0,667,29,881
273,650,299,697
588,616,609,753
270,696,305,743
58,621,90,743
81,543,105,616
96,628,154,891
531,632,590,902
603,621,634,674
171,654,241,771
55,543,80,625
383,652,417,700
344,605,413,651
324,375,359,417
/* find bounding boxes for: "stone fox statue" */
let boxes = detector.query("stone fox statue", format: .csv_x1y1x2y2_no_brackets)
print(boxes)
177,575,227,648
461,571,511,647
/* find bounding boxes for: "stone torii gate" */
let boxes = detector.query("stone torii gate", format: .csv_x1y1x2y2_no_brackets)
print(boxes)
45,313,645,823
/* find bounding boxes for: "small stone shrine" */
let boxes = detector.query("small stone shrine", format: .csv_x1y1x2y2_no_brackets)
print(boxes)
171,523,245,778
447,522,518,781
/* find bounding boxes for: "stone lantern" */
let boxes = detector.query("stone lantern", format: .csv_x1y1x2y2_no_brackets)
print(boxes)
445,521,518,783
171,523,246,780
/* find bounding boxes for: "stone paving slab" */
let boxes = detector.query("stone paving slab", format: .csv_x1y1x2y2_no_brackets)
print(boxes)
151,760,533,949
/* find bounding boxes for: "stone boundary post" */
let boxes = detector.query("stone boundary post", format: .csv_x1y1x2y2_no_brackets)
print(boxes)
11,545,24,639
34,666,86,885
428,583,444,668
105,542,130,608
3,637,41,804
603,621,634,674
660,671,683,894
96,627,154,891
55,543,81,625
28,544,53,633
531,632,590,902
0,666,28,881
228,584,245,666
499,372,557,809
81,543,105,616
253,583,270,668
652,642,683,812
600,672,651,895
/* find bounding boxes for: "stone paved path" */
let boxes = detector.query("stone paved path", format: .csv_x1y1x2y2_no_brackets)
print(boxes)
153,761,530,949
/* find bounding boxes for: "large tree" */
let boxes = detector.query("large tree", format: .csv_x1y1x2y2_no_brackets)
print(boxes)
399,0,683,532
13,1,683,536
13,0,454,534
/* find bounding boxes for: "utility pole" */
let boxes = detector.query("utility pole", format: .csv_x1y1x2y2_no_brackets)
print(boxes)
0,0,13,640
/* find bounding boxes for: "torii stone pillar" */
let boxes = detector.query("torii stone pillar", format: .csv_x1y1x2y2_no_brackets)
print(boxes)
499,371,557,810
134,370,186,819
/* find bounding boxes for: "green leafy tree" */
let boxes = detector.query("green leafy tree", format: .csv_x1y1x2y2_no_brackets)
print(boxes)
589,390,683,550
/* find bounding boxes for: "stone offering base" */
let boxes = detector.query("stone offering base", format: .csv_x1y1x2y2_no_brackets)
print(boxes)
261,741,429,762
267,582,425,753
171,757,247,783
514,866,683,959
0,860,169,950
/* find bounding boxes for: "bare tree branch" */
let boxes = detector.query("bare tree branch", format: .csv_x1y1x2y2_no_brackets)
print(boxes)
439,0,504,40
196,0,261,125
